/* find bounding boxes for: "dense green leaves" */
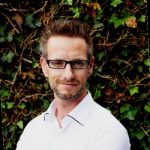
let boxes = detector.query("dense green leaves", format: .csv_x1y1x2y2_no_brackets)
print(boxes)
120,104,139,120
1,1,149,150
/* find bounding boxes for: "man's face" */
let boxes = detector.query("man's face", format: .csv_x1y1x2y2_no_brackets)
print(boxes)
40,36,94,101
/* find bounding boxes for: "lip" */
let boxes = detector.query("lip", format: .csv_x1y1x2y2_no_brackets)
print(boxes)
59,82,77,87
61,83,77,86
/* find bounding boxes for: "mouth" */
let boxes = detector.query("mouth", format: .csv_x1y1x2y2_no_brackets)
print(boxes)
60,83,77,86
58,81,78,88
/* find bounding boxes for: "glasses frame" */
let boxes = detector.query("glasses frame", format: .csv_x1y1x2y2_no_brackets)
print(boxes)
46,59,90,69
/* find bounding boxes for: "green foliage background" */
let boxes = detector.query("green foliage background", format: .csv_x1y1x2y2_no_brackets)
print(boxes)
1,0,149,149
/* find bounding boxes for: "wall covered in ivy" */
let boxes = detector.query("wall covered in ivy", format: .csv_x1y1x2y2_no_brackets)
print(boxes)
1,1,149,150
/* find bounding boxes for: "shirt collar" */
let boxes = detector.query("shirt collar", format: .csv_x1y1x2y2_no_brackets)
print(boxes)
67,92,94,126
44,92,94,125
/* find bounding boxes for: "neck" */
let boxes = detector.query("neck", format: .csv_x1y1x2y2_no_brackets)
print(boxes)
54,91,87,128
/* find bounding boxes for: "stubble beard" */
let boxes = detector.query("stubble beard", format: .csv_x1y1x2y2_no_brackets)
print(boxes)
51,82,86,101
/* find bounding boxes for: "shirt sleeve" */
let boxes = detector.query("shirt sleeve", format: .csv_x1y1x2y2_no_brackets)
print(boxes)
92,126,131,150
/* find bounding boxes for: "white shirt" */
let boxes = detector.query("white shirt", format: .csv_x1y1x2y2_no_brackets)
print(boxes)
16,92,130,150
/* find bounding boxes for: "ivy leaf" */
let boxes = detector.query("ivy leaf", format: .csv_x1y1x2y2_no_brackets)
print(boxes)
128,86,139,96
139,15,146,22
18,103,26,109
7,32,14,42
0,88,10,98
34,18,42,27
144,102,150,113
25,13,36,28
120,104,138,120
17,120,24,129
32,61,39,68
64,0,73,5
111,0,123,7
97,51,105,61
1,51,15,63
70,7,80,18
134,131,145,140
120,104,130,112
110,14,126,28
94,89,101,99
144,58,150,66
126,109,138,120
6,102,15,109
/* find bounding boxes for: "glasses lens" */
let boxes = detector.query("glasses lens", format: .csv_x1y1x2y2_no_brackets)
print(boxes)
49,60,65,68
72,60,89,69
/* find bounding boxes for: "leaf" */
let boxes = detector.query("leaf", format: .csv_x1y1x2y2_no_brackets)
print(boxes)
125,16,137,28
34,18,42,27
128,86,139,96
126,109,138,120
18,103,26,109
0,36,6,43
17,120,24,129
134,131,145,140
120,104,130,113
94,22,104,29
111,0,123,7
42,99,50,110
0,88,10,98
120,104,138,120
70,7,80,18
97,51,105,61
110,14,126,28
0,24,6,35
94,89,101,99
116,59,123,66
25,13,36,28
144,58,150,66
121,49,128,57
7,32,13,42
139,15,146,22
144,102,150,113
138,66,143,73
12,14,23,25
1,51,15,63
6,102,15,109
1,102,6,109
44,82,49,90
32,61,39,68
64,0,73,5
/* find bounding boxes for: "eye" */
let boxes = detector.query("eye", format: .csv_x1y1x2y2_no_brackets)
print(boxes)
73,60,85,67
50,60,64,66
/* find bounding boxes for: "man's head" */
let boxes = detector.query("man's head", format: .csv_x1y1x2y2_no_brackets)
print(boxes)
40,20,94,101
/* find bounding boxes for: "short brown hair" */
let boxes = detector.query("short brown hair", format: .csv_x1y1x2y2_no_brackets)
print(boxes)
40,19,93,58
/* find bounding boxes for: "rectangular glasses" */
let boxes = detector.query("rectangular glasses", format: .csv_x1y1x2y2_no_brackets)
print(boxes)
46,59,90,69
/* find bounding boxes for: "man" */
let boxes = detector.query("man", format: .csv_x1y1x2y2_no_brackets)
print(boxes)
16,19,130,150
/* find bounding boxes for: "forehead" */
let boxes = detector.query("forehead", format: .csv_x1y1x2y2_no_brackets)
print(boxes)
47,36,88,59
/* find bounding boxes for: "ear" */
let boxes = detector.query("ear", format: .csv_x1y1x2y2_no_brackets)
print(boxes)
88,56,95,77
40,56,49,78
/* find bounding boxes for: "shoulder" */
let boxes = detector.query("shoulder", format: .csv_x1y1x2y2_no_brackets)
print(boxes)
89,101,129,135
24,112,45,131
88,102,131,149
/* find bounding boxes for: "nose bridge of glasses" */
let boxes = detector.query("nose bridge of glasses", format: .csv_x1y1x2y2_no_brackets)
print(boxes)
65,60,74,69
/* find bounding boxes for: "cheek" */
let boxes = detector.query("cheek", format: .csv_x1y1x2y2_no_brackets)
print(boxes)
77,71,89,82
47,71,60,83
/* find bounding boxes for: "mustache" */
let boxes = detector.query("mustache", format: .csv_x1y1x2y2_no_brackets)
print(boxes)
56,79,79,84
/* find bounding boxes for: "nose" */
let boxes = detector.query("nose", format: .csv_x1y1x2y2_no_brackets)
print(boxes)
62,63,75,81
